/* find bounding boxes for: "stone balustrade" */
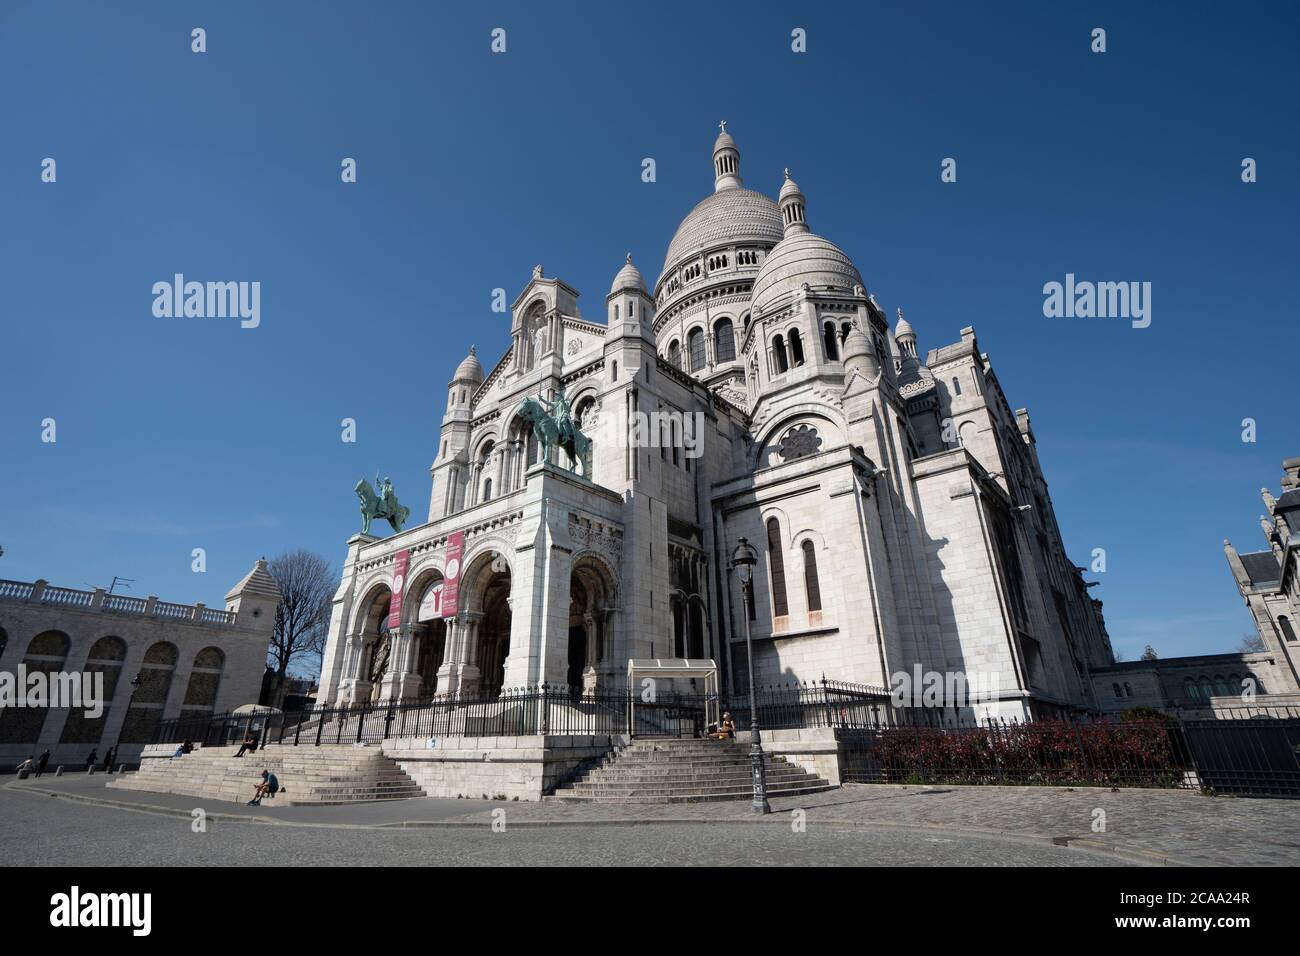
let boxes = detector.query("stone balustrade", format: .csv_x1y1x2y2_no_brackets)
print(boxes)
0,578,236,626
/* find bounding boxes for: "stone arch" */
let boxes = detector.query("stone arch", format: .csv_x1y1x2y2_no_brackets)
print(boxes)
181,646,226,717
460,548,513,696
754,409,844,468
59,635,127,745
405,564,448,696
349,582,393,702
0,630,71,744
569,553,618,692
120,641,179,744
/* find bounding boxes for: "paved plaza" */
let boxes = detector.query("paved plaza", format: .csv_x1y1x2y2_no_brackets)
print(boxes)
4,774,1299,866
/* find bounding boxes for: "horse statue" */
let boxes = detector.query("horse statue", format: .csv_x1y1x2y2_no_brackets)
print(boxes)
518,390,592,479
356,474,410,535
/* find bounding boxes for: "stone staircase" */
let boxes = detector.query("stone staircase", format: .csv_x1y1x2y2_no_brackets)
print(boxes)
548,737,834,803
108,744,425,805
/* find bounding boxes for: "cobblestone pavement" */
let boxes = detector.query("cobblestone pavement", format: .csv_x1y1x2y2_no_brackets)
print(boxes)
0,787,1128,866
7,776,1299,866
428,785,1300,867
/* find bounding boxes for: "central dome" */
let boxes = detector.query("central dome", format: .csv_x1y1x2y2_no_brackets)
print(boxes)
659,188,783,283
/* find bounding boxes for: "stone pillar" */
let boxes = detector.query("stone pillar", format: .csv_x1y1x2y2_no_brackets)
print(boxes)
434,615,481,696
379,624,423,701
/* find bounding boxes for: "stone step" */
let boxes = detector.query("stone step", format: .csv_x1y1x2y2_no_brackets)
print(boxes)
109,746,426,805
564,775,824,795
578,770,819,786
547,783,834,804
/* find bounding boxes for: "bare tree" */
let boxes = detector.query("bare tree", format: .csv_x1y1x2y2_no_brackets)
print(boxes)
265,550,336,707
1239,631,1266,653
1140,644,1158,661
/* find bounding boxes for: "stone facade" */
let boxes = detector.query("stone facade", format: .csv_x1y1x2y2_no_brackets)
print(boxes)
0,560,280,769
318,128,1117,722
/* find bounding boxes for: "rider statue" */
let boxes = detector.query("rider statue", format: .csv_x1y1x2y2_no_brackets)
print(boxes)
540,389,576,448
379,475,398,517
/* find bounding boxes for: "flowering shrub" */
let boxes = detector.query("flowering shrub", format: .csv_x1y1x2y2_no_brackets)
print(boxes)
868,719,1184,788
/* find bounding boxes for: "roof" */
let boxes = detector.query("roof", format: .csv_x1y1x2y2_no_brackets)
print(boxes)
224,558,283,602
1239,550,1281,588
751,231,863,313
660,188,783,281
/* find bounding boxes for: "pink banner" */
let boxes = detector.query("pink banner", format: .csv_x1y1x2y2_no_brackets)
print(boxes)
387,549,410,629
442,531,465,618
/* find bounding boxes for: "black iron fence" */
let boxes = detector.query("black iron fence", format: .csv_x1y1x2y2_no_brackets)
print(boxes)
149,682,1300,798
836,713,1300,797
152,679,889,749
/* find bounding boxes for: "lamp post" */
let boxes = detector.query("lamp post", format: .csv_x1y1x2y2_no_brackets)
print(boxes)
731,537,770,814
106,673,143,769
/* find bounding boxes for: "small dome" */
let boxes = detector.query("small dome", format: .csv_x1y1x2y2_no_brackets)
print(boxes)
894,316,914,339
842,326,871,359
778,169,803,203
452,345,484,382
713,127,737,155
609,253,646,295
751,232,864,314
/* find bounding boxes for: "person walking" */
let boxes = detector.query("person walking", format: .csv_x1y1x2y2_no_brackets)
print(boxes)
102,746,117,773
84,749,98,772
35,749,50,778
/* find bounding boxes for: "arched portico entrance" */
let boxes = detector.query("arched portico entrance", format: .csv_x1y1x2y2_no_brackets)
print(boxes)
436,549,512,698
568,555,617,693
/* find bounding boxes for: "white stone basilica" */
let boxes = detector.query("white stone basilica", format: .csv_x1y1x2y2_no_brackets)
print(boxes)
318,126,1117,720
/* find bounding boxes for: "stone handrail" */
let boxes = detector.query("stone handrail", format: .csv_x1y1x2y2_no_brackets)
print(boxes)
0,579,236,626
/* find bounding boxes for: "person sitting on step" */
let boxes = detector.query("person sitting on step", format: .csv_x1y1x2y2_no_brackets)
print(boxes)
248,769,279,805
708,712,737,740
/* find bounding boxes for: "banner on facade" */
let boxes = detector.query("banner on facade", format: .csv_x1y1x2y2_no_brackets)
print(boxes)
387,548,410,629
442,531,465,618
417,582,443,622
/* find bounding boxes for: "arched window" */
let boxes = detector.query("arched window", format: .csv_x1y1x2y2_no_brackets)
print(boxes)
482,477,493,502
1280,616,1298,642
1184,678,1200,700
687,327,706,372
742,313,751,330
121,642,179,744
952,377,963,396
713,318,736,363
1124,683,1133,697
802,540,822,613
1198,677,1214,699
1112,683,1122,698
766,517,788,618
772,335,789,374
840,321,852,343
668,339,682,369
823,322,839,360
1213,675,1232,696
789,329,805,367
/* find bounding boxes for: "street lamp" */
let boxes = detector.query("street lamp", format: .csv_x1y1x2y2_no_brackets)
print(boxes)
731,537,770,814
108,673,144,762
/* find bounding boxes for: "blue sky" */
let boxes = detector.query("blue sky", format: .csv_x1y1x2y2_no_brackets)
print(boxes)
1,1,1296,663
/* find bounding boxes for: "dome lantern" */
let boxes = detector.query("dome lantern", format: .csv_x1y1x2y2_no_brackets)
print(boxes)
712,120,742,192
778,169,809,237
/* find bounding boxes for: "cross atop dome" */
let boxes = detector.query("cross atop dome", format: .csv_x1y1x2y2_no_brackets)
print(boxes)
719,120,727,133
